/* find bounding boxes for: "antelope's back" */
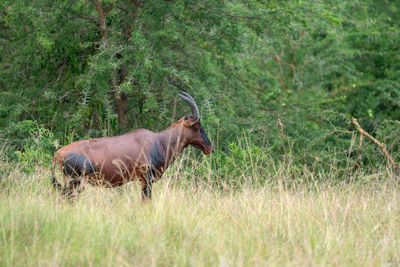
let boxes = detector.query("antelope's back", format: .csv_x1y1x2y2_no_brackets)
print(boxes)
55,129,157,183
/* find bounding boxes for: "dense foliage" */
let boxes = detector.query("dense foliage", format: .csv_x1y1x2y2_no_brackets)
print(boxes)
1,0,399,177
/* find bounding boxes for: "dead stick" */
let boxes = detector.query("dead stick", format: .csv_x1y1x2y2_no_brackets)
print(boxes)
352,118,399,174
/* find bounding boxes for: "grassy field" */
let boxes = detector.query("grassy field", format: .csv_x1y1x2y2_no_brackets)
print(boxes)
0,157,399,266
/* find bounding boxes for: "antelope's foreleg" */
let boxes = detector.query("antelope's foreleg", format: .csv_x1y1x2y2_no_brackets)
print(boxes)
141,170,153,201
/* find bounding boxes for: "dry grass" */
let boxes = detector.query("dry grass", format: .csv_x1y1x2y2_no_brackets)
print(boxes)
0,159,399,266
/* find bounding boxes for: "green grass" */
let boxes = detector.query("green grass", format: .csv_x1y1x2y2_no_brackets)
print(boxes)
0,158,399,266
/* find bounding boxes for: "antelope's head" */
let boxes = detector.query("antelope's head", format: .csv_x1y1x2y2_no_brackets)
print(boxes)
178,91,214,155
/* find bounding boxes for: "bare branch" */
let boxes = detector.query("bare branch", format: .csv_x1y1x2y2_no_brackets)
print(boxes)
352,118,399,174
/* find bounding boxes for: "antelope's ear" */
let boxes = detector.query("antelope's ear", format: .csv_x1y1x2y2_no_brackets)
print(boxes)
183,117,200,128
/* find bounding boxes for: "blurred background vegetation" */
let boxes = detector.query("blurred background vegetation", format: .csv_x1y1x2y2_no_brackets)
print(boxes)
1,0,399,179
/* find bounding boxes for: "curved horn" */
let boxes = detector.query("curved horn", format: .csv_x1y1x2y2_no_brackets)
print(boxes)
178,91,200,119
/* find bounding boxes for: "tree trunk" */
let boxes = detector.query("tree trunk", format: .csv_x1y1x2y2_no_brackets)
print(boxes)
110,71,128,130
92,0,129,130
114,91,128,129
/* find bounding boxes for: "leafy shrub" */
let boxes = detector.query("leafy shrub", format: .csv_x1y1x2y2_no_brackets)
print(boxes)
0,120,55,171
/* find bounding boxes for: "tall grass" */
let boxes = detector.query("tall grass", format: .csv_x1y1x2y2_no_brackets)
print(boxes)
0,152,399,266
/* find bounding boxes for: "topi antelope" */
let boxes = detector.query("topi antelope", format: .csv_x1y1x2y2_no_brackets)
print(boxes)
52,91,213,200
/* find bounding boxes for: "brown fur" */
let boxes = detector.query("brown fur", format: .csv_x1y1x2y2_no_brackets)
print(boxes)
52,117,213,199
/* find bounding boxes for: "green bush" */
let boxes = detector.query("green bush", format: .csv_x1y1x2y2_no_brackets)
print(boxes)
1,120,55,171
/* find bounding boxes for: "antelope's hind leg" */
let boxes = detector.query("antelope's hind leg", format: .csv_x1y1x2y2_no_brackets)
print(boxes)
63,178,84,200
62,153,97,200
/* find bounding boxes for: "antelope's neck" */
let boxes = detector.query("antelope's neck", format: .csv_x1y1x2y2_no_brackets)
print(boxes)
157,126,188,167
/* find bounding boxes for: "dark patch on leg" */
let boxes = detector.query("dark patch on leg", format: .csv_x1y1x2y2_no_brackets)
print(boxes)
149,140,164,170
61,153,94,200
142,140,165,201
62,153,97,177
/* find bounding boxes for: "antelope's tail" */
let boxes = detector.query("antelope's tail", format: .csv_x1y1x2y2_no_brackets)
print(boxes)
51,155,63,190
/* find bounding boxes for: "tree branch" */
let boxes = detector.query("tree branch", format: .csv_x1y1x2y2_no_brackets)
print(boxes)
352,118,399,174
104,3,114,16
76,15,98,24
